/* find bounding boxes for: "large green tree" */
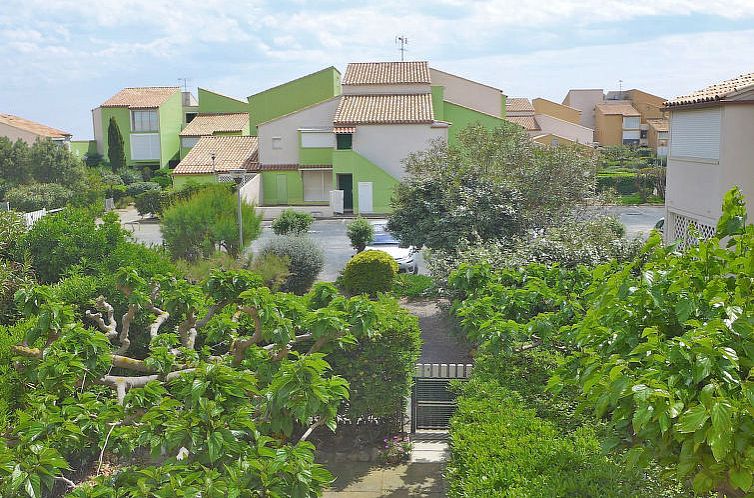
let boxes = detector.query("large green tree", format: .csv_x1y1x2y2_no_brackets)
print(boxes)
387,123,598,252
0,137,31,186
107,116,126,172
28,139,86,188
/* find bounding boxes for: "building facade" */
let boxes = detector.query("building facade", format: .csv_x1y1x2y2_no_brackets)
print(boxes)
0,113,71,146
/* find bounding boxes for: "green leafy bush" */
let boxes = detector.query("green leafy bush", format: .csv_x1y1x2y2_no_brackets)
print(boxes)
249,252,291,291
6,183,73,212
151,167,173,188
117,168,143,185
346,216,374,252
271,209,314,235
125,181,161,197
259,235,324,294
392,273,436,299
134,189,162,217
597,171,638,194
161,184,261,261
341,250,398,297
0,322,28,431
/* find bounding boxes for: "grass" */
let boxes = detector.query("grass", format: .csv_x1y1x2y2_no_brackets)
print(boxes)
619,193,664,205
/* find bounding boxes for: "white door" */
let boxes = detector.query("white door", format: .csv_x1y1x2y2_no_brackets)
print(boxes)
358,182,373,214
330,190,344,214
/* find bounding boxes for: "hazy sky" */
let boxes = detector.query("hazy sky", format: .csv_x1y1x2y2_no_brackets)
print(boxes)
2,0,753,139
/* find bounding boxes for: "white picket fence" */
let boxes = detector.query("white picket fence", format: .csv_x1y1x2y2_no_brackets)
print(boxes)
23,207,63,227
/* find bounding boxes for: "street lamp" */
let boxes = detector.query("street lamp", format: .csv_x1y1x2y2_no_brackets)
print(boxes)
229,169,248,252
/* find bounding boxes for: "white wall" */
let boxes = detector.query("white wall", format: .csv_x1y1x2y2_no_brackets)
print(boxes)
719,104,754,217
257,98,340,164
241,173,262,205
533,114,593,144
430,68,502,116
0,122,41,145
92,107,104,154
563,89,603,129
352,124,447,179
341,83,431,95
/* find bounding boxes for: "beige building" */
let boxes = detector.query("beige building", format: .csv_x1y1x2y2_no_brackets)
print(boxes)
0,113,71,146
664,71,754,245
532,98,580,124
506,97,593,145
594,102,642,146
562,89,604,129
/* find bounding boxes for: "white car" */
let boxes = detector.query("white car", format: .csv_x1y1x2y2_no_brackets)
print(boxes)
365,224,418,274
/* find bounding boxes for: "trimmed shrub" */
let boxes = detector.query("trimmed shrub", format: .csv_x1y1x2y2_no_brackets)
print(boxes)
6,183,73,212
249,252,291,291
341,250,398,297
596,171,638,194
151,168,173,188
125,181,161,197
326,295,421,428
271,209,314,235
346,216,374,252
259,235,324,294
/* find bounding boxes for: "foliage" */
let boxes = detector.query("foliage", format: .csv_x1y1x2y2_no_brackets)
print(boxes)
341,250,398,297
552,188,754,494
116,168,143,185
134,189,162,217
598,145,660,170
346,216,374,253
249,252,291,291
392,273,436,300
161,184,261,261
28,139,86,188
6,183,73,212
377,434,412,465
107,117,126,172
125,181,161,198
259,236,324,294
325,292,421,424
0,137,31,185
151,167,173,188
0,322,28,430
388,123,597,251
597,171,639,195
272,209,314,236
0,266,410,497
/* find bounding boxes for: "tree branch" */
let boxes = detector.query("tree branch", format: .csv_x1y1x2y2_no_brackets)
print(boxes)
149,305,169,340
299,417,328,443
196,299,230,329
86,296,118,340
12,345,170,374
177,311,197,350
116,304,138,355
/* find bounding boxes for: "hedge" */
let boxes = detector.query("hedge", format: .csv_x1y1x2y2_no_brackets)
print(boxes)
596,171,638,195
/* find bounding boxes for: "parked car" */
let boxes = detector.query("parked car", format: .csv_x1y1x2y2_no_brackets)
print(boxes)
365,223,418,274
654,217,664,234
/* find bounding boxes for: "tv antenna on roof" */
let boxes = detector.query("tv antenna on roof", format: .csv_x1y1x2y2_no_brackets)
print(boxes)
178,77,191,92
618,79,623,93
395,36,408,61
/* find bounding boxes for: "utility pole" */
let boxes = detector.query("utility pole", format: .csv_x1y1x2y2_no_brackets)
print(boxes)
395,36,408,61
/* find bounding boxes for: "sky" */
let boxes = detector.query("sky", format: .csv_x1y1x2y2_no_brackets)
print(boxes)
1,0,753,139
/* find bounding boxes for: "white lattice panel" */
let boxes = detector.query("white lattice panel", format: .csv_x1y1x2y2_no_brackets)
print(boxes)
670,212,715,249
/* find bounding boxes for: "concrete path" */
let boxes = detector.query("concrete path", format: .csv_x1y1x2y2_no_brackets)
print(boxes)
401,300,471,364
324,461,446,497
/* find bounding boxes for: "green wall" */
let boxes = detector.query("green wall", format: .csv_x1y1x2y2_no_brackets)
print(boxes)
261,171,303,205
99,107,131,166
198,88,248,114
332,150,397,214
431,86,445,121
158,92,183,167
443,101,508,145
248,67,341,134
70,140,97,160
172,174,218,189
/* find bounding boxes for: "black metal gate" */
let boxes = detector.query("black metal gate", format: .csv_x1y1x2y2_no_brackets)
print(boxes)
411,363,472,431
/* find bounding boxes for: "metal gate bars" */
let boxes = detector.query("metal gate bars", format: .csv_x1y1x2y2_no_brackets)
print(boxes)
411,363,472,431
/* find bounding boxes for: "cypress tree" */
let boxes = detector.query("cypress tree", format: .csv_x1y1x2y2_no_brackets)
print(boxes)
107,117,126,172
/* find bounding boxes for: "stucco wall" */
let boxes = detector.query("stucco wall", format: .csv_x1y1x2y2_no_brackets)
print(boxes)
534,114,593,144
443,101,505,145
0,122,41,145
158,91,183,167
562,89,603,129
352,123,447,179
719,104,754,217
332,150,398,214
532,98,580,124
430,68,502,117
341,83,431,95
257,98,339,165
92,107,104,154
198,88,248,114
594,111,622,146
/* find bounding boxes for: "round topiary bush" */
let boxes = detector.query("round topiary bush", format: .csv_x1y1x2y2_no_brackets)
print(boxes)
259,235,324,294
341,250,398,297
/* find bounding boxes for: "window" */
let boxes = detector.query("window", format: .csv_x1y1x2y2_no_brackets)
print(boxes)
131,133,160,160
336,133,352,150
181,137,199,149
640,129,648,139
658,131,669,140
622,116,640,129
300,131,335,148
670,108,721,160
272,137,282,150
302,170,333,202
131,110,158,132
185,112,197,124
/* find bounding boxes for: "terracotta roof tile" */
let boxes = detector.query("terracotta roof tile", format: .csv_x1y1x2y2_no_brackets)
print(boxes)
595,103,641,116
333,127,355,134
173,136,258,175
257,164,333,171
506,116,540,131
647,118,669,132
666,72,754,107
179,113,249,137
342,62,430,85
506,98,534,112
0,114,70,138
334,94,434,125
102,87,180,109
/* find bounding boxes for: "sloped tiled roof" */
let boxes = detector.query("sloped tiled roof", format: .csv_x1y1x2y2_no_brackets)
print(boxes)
257,164,332,171
334,94,434,125
179,113,249,137
595,103,640,116
101,87,180,109
506,98,534,112
506,116,540,131
342,62,431,85
173,136,258,175
0,114,71,138
647,118,669,132
666,72,754,107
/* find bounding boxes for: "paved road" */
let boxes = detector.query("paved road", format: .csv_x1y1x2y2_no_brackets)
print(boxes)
116,205,663,281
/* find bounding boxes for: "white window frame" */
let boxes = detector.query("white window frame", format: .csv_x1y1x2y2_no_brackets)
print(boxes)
302,170,332,202
622,116,640,130
131,110,159,132
131,133,161,161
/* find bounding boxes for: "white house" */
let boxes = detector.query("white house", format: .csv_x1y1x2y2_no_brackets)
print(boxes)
664,71,754,245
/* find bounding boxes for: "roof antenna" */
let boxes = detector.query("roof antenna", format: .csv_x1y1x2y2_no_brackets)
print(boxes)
395,36,408,61
178,77,190,92
618,79,623,93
